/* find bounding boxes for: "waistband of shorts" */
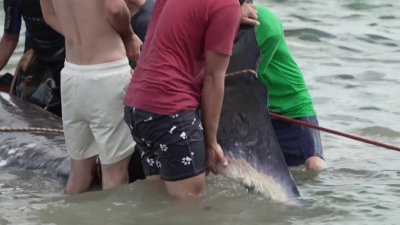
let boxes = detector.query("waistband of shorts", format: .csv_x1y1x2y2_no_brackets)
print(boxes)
63,58,130,74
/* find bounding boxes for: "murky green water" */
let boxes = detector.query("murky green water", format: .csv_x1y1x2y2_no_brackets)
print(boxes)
1,0,399,224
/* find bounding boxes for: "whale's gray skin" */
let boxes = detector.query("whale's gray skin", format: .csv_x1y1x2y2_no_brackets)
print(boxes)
0,92,70,179
0,77,299,203
218,28,301,203
0,29,300,203
0,77,300,203
0,92,144,183
226,25,260,74
217,71,300,203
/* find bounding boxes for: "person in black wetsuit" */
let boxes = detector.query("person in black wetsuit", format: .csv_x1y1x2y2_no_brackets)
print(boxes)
0,0,65,116
129,0,155,42
125,0,154,69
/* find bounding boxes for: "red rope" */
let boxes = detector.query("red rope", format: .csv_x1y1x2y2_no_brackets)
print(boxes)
269,112,400,152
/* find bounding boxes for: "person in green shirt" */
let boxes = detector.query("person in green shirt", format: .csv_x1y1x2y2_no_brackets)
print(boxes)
240,1,325,171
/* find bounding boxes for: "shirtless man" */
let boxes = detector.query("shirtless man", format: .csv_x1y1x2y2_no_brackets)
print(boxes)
40,0,141,194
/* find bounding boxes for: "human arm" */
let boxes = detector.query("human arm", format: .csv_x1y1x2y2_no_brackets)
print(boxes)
39,0,63,35
1,0,21,71
202,4,241,174
0,34,18,71
124,0,146,16
105,0,141,61
257,35,281,67
201,52,230,174
254,5,284,67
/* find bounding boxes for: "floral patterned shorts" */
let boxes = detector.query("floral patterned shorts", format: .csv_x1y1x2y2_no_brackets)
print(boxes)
124,106,207,181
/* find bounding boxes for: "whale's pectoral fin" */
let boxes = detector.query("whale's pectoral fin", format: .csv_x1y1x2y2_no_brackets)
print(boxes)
217,71,301,203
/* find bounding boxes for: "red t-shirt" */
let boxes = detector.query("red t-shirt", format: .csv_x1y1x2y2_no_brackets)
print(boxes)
124,0,241,115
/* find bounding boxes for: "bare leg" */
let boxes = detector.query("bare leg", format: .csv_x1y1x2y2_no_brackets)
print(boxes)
101,156,131,190
305,156,326,172
165,172,206,199
146,175,161,181
145,175,167,193
65,156,97,194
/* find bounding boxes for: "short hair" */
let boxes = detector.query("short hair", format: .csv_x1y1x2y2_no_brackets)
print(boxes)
241,0,253,4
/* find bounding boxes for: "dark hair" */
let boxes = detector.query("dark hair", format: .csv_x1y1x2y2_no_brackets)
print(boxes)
239,0,253,4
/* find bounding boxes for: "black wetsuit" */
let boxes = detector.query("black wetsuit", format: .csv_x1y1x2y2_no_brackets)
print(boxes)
3,0,65,116
127,0,156,182
130,0,155,42
129,0,154,69
4,0,65,64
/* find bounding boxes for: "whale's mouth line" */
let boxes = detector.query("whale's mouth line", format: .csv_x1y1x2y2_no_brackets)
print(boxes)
218,155,300,205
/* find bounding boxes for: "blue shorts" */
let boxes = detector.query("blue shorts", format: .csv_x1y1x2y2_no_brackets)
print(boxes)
124,107,207,181
271,116,324,166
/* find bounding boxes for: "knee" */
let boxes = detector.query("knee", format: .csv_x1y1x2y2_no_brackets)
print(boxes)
65,166,96,195
305,156,326,172
64,185,85,195
102,170,129,189
101,157,131,189
165,173,206,200
185,181,205,198
169,183,205,200
65,175,94,195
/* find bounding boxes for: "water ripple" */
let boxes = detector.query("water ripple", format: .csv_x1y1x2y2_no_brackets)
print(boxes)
357,126,400,139
284,28,336,39
343,3,394,11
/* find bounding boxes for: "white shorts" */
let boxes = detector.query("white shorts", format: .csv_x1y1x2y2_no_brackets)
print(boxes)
61,58,135,164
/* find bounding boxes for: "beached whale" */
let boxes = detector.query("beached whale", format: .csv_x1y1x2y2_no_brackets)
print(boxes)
0,28,300,203
0,92,144,183
0,76,299,202
0,92,70,179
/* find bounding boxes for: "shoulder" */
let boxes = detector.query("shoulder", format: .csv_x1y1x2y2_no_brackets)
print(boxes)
206,0,240,24
255,5,283,36
256,5,282,28
209,0,240,12
4,0,19,9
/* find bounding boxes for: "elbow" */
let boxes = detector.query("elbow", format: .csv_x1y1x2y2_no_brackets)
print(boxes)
42,13,55,28
1,34,19,47
106,2,125,18
41,14,62,34
203,71,226,87
41,11,52,25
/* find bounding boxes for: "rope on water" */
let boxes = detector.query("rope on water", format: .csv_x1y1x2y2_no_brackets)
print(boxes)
2,68,398,152
269,112,400,152
0,127,63,133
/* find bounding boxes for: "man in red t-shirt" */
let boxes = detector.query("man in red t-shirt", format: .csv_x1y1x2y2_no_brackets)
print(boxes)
124,0,241,199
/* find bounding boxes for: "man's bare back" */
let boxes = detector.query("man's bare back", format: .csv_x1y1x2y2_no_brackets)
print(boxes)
43,0,139,65
40,0,141,194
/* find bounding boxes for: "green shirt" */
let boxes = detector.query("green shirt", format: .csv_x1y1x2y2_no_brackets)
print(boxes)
254,5,316,118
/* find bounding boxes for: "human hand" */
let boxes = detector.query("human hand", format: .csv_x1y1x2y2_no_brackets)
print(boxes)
206,142,228,174
241,3,260,26
124,34,142,62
